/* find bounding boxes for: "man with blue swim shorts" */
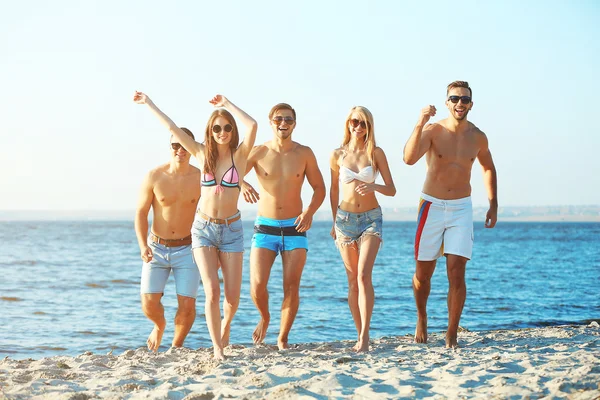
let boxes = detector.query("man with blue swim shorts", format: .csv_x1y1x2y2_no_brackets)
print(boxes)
403,81,498,348
135,128,201,352
242,103,325,350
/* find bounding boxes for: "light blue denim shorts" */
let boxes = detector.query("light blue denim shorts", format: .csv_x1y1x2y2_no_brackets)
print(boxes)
334,206,383,246
191,211,244,253
140,241,200,298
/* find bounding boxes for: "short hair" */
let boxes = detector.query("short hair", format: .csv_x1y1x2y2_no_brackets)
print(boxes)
269,103,296,120
446,81,472,98
171,127,195,141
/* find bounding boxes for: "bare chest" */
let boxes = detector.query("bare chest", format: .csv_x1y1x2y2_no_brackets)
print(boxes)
154,175,200,208
430,134,480,166
255,152,305,182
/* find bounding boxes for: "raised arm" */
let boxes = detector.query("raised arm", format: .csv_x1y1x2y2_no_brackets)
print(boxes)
294,148,326,233
209,95,257,158
134,172,155,263
403,105,436,165
477,133,498,228
133,91,203,159
329,150,341,239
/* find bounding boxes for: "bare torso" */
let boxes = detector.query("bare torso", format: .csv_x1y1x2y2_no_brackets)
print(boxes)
334,148,380,213
198,150,248,219
252,142,309,219
423,120,484,199
150,164,200,239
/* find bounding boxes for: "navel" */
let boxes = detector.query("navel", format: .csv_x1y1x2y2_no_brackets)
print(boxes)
438,154,442,158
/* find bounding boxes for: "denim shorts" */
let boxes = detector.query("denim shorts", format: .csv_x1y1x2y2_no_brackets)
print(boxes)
251,216,308,254
140,241,200,298
191,211,244,253
335,206,383,246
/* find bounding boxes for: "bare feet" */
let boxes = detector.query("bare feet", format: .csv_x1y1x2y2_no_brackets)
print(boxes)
147,323,166,353
252,317,269,344
277,338,289,350
221,322,231,348
415,316,428,343
446,332,458,348
354,337,370,352
213,347,226,361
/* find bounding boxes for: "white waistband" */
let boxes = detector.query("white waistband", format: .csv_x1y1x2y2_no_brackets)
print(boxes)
420,192,472,206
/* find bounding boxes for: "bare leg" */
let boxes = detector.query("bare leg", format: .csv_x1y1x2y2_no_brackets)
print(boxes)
338,242,360,348
413,260,437,343
172,295,196,348
250,248,276,344
278,249,307,350
193,247,225,360
354,235,380,352
219,251,243,348
446,254,467,348
141,293,166,352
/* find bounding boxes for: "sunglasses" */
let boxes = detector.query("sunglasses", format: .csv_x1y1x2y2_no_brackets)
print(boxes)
448,95,472,104
212,124,233,134
349,119,368,129
272,116,295,124
171,143,187,151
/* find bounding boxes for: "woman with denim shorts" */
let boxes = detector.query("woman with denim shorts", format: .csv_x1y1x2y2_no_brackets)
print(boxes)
134,91,257,360
329,106,396,352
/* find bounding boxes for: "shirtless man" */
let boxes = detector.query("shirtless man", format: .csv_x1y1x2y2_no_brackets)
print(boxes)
242,103,326,350
403,81,498,348
135,128,201,352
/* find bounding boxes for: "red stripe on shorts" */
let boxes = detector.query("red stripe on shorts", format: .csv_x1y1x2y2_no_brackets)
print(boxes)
414,199,432,260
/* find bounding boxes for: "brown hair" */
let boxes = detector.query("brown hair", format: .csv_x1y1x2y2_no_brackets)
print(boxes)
180,127,195,139
446,81,472,98
268,103,296,120
342,106,377,172
203,110,239,174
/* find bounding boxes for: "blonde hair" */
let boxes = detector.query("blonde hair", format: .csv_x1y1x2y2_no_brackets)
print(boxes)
203,109,239,175
342,106,377,172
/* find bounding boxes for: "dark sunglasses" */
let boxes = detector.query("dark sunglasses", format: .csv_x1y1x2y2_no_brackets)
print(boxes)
349,119,368,129
272,116,295,124
448,95,472,104
171,143,187,151
212,124,233,134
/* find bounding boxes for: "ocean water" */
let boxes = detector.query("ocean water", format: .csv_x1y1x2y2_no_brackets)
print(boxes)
0,220,598,359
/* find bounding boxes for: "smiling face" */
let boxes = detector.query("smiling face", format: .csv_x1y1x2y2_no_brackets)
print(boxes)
170,139,191,164
348,111,369,141
270,109,296,140
211,116,234,145
446,86,473,121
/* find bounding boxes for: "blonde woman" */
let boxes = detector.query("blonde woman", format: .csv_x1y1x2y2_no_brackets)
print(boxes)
134,91,257,360
329,106,396,352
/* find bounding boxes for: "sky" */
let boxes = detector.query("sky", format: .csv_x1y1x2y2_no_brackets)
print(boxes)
1,0,599,212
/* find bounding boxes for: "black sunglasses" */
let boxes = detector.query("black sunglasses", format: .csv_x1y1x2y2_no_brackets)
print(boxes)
171,143,187,151
212,124,233,134
272,116,295,124
448,95,472,104
349,119,368,129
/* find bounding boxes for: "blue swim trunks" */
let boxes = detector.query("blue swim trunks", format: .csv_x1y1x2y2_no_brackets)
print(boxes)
251,216,308,254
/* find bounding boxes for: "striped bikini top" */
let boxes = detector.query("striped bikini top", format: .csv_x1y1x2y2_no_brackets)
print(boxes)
201,152,240,194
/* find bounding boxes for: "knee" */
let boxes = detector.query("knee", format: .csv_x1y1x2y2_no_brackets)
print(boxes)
203,285,220,304
141,297,161,316
178,298,196,316
251,282,268,300
283,282,300,298
347,278,359,293
448,274,466,289
413,272,432,286
357,271,373,288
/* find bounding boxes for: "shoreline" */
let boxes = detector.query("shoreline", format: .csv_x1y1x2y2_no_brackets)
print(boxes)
2,324,599,399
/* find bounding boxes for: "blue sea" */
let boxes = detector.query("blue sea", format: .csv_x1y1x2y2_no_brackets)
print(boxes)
1,220,598,360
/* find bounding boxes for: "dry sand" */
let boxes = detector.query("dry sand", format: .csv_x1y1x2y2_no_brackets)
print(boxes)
1,323,599,399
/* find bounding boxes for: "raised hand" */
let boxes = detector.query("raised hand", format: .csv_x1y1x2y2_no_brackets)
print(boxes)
133,91,150,104
209,94,229,108
241,180,260,204
418,105,436,126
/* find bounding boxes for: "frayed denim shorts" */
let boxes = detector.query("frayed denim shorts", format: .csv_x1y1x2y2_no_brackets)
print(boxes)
191,211,244,253
334,206,383,246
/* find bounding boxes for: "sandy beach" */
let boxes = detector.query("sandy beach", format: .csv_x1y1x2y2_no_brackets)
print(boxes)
1,323,598,399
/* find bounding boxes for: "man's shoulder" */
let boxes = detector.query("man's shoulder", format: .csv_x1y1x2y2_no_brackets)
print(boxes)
293,141,315,155
147,163,169,177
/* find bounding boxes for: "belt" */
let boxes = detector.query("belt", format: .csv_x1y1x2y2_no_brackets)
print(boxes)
197,211,241,225
254,224,306,237
149,234,192,247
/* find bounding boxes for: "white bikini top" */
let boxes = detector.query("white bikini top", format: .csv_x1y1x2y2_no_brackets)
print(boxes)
339,165,377,184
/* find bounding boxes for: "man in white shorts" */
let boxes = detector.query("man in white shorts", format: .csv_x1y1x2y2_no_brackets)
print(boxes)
403,81,498,348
